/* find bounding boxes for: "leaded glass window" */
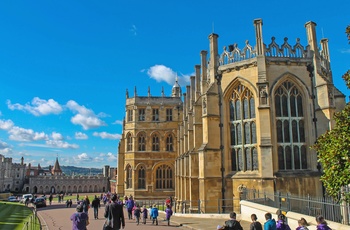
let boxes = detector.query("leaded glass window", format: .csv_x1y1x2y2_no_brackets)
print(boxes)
166,134,173,151
138,166,146,189
126,165,132,189
127,133,132,151
138,133,146,151
152,134,160,151
156,165,173,189
229,84,258,171
275,80,307,170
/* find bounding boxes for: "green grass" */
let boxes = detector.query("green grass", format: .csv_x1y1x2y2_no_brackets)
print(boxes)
0,201,40,230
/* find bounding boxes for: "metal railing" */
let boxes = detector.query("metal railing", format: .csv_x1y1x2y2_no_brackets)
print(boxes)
243,189,350,225
22,207,41,230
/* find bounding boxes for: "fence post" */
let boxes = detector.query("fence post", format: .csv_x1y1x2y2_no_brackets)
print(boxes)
287,193,290,211
198,200,200,214
218,199,220,214
307,194,310,216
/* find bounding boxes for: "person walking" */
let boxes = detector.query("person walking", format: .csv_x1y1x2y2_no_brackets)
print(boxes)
250,213,263,230
82,195,90,213
276,214,291,230
165,204,173,226
91,195,100,219
125,196,134,220
141,205,148,224
133,204,141,225
150,204,159,225
49,194,53,205
264,213,277,230
223,212,243,230
315,215,331,230
70,204,89,230
104,194,125,230
296,218,309,230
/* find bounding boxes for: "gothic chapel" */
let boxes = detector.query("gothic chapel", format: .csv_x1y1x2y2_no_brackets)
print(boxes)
116,19,346,212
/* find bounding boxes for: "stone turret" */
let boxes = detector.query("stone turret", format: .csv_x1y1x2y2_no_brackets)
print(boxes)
51,157,62,175
171,76,182,97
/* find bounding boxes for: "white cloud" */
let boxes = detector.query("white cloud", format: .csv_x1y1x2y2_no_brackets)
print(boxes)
130,24,137,36
340,49,350,54
51,132,64,141
0,119,14,130
8,126,49,142
45,140,79,149
0,140,12,154
73,153,92,163
93,132,121,140
66,100,106,130
112,120,123,125
147,65,191,86
7,97,63,116
94,152,117,164
75,132,88,140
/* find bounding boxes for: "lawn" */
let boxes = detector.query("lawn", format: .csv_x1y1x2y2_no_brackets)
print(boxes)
0,201,40,230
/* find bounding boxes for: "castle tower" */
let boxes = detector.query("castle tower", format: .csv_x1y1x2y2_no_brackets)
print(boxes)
171,76,182,97
51,157,63,175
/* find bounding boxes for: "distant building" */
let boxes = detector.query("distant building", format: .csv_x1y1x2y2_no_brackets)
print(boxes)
23,157,109,194
0,155,26,192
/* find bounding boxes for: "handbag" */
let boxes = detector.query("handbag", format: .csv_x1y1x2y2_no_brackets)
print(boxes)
103,205,113,230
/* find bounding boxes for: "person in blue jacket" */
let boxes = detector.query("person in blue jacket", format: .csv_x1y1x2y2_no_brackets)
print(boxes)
150,204,159,225
264,212,277,230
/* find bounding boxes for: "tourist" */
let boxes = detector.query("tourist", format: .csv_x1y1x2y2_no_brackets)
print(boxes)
250,213,262,230
141,205,148,224
165,204,173,226
296,217,309,230
315,215,331,230
68,199,73,207
276,214,291,230
104,194,125,230
264,213,277,230
70,204,89,230
125,196,134,220
91,195,100,219
76,193,79,201
133,204,141,225
150,204,159,225
49,194,53,205
223,212,243,230
82,195,90,213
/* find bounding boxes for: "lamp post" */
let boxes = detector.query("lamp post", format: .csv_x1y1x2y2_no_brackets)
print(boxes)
215,71,225,213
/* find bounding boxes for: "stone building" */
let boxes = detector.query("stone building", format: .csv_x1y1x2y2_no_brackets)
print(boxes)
116,84,183,199
175,19,346,212
23,157,109,194
0,155,26,192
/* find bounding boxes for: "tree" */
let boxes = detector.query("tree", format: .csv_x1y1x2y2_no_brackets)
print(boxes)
311,25,350,202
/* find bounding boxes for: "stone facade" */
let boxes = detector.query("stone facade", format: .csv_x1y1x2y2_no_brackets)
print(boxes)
175,19,346,212
0,155,26,192
116,84,183,199
117,19,346,211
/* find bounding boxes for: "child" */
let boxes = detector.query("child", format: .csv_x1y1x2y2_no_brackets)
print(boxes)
276,214,291,230
133,204,141,225
141,205,148,224
150,204,159,225
165,204,173,226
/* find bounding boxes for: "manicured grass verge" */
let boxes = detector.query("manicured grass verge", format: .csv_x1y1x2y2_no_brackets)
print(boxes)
0,201,40,230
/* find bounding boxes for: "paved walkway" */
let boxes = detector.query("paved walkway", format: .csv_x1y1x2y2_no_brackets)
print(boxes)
36,202,252,230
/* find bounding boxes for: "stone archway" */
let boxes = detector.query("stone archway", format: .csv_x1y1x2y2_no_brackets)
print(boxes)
33,186,38,194
51,186,56,194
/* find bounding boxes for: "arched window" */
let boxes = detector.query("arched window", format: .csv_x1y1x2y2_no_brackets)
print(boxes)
126,165,132,189
138,133,146,151
127,133,133,151
275,80,307,170
229,84,257,172
166,134,173,151
138,166,146,189
156,165,173,189
152,134,160,151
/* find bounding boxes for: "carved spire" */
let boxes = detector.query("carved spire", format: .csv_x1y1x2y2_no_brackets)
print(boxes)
51,157,62,175
126,89,129,98
161,86,165,97
172,74,182,97
148,86,151,97
134,86,137,97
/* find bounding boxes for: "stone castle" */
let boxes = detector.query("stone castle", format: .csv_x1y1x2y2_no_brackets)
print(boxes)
0,154,110,194
116,18,346,212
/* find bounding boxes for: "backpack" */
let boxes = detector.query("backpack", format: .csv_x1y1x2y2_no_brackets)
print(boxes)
225,220,239,230
252,222,263,230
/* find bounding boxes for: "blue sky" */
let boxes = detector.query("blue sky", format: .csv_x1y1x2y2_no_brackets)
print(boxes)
0,1,349,169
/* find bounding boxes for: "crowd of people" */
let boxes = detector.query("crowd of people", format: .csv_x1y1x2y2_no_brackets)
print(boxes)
217,212,332,230
68,193,175,230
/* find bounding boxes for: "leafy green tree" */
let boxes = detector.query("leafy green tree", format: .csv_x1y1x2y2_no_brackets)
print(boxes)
312,26,350,202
